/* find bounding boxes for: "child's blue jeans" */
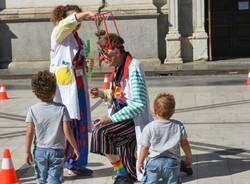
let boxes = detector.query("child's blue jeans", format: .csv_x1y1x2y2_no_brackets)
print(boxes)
141,157,181,184
34,147,64,184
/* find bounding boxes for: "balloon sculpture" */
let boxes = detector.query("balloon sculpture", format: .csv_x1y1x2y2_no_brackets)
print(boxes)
94,9,120,64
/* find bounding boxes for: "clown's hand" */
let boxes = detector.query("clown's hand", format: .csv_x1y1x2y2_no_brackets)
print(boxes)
94,116,112,128
90,88,104,99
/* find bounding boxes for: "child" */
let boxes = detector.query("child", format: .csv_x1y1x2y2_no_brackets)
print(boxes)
137,93,192,184
25,70,80,184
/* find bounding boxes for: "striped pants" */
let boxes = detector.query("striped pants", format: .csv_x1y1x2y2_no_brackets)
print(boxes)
91,119,137,180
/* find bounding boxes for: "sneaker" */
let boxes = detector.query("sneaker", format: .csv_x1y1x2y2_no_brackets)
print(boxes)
180,160,193,175
71,167,93,176
113,176,134,184
79,167,93,174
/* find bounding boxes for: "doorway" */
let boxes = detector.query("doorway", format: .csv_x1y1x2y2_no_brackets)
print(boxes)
205,0,250,59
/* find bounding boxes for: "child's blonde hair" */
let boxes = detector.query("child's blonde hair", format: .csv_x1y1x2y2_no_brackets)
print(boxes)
154,93,175,119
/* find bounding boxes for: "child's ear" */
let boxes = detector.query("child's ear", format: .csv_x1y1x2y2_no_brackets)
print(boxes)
153,109,158,116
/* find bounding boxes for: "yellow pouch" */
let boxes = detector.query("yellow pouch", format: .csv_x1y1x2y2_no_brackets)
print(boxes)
56,67,73,86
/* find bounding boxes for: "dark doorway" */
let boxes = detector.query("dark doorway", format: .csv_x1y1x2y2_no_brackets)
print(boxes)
205,0,250,59
0,0,6,10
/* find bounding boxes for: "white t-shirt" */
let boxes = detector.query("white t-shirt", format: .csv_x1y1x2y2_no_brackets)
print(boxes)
26,102,71,150
139,119,187,160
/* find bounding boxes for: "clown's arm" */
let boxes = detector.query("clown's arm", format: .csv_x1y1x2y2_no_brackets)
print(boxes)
110,66,148,123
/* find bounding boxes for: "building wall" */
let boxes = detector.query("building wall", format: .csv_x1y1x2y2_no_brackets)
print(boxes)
0,0,208,69
0,18,160,68
0,0,168,69
179,0,193,61
179,0,208,62
1,0,155,9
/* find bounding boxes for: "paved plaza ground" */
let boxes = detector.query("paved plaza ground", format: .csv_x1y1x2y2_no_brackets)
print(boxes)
0,75,250,184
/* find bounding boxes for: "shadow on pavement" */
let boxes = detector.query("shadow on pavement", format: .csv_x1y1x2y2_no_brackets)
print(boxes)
17,164,114,183
176,99,250,113
16,141,250,183
0,112,25,118
0,126,25,128
0,112,25,122
16,164,36,184
0,130,26,139
64,167,114,181
182,142,250,183
184,121,250,125
87,162,105,167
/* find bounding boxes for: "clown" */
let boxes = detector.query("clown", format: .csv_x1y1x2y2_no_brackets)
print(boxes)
90,33,153,184
49,5,95,175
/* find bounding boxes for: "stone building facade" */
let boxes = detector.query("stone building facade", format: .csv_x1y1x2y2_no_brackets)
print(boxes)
0,0,208,70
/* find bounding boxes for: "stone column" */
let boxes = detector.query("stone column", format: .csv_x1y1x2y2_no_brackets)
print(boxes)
191,0,208,61
165,0,183,64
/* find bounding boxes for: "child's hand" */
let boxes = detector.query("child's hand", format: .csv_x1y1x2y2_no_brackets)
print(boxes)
73,149,80,161
137,162,144,173
25,152,33,165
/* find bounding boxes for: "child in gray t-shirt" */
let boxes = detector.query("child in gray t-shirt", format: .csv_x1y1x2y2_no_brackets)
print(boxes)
25,70,80,184
138,93,192,184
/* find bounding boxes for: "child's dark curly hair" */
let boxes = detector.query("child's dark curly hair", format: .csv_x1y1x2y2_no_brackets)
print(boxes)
31,70,56,102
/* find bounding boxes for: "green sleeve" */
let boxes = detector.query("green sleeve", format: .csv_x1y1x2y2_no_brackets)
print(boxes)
110,70,148,123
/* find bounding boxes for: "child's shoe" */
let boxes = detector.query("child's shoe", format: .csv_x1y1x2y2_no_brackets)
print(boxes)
180,160,193,175
113,176,134,184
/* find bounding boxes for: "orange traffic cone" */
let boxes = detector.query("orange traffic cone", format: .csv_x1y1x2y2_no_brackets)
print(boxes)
102,74,110,90
0,82,9,100
0,149,21,184
246,70,250,85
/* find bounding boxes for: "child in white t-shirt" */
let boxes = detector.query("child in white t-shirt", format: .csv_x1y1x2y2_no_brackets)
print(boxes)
137,93,192,184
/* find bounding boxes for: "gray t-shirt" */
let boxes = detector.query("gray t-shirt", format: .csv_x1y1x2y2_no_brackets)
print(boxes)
26,102,71,150
139,119,187,160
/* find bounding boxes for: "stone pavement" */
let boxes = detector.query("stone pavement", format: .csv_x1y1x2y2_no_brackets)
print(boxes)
0,75,250,184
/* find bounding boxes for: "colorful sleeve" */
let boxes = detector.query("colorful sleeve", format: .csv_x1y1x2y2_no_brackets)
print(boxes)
110,68,148,123
53,13,79,43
